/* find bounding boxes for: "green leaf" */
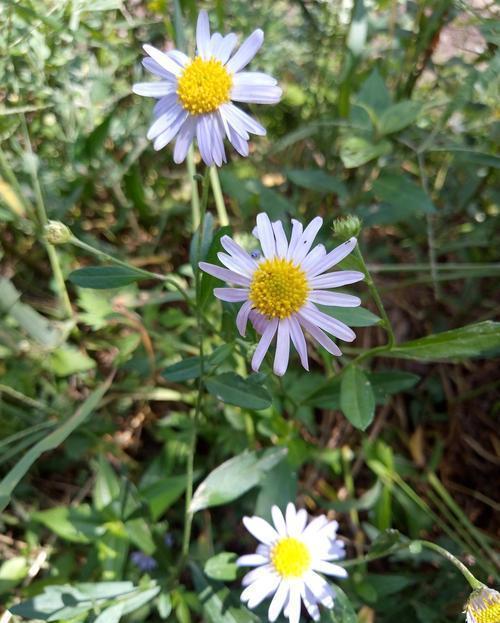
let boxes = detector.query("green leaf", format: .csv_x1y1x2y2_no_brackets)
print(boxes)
0,556,28,594
162,345,232,383
94,455,121,511
388,321,500,361
319,305,381,328
204,372,272,410
32,505,102,543
372,172,436,215
190,211,215,272
287,169,347,197
340,366,375,430
204,552,238,581
339,137,392,168
140,474,189,521
255,459,297,522
94,603,124,623
0,376,112,513
369,528,408,555
191,565,259,623
190,448,287,513
47,345,96,376
368,371,420,402
68,265,147,289
357,68,391,116
378,101,422,135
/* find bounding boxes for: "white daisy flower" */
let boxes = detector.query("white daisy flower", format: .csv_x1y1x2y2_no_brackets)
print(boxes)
132,10,282,166
199,212,364,376
237,503,348,623
465,587,500,623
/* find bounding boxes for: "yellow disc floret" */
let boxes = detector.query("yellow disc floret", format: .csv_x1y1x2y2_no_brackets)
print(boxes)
466,588,500,623
271,537,311,578
177,57,232,115
249,258,309,319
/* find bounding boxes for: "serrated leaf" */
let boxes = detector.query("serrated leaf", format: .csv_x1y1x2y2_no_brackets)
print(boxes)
340,367,375,430
190,448,287,513
68,265,147,289
204,372,272,410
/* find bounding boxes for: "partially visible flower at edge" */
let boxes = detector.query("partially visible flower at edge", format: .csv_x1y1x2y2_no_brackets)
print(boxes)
130,551,157,572
237,503,347,623
465,587,500,623
132,10,282,166
199,212,363,376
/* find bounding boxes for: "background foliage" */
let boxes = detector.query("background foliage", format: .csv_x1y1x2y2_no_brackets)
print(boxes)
0,0,499,622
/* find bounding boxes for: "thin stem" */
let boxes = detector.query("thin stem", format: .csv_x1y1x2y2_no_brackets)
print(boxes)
354,245,396,348
186,146,200,230
209,166,229,226
417,152,441,300
181,168,211,560
21,120,73,319
367,262,500,273
69,236,191,306
415,540,484,590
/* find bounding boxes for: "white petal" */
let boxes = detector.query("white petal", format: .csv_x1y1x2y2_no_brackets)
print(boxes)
243,516,280,545
301,303,356,342
147,103,184,140
295,509,308,535
268,581,289,622
310,271,364,289
196,115,213,166
142,57,178,81
274,319,290,376
153,92,179,117
256,213,276,259
304,571,334,608
292,217,323,264
236,300,253,337
271,506,287,536
233,71,278,87
226,124,249,157
286,220,304,261
209,32,223,57
226,29,264,73
287,583,302,623
309,237,357,277
237,553,268,567
302,515,328,540
289,315,309,371
220,235,258,274
196,10,211,60
231,84,282,104
285,503,297,535
272,221,288,258
217,252,252,278
312,560,348,578
206,113,226,167
168,50,189,66
214,288,249,302
242,564,274,587
226,103,266,136
244,575,280,609
173,117,196,164
301,584,321,621
153,109,188,150
198,261,250,287
219,103,248,139
250,310,269,336
143,44,182,77
217,33,238,64
308,291,361,307
133,81,174,97
252,318,279,372
301,244,326,273
298,314,343,357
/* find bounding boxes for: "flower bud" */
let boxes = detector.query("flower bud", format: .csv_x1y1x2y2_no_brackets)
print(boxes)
332,215,361,241
465,587,500,623
45,221,71,245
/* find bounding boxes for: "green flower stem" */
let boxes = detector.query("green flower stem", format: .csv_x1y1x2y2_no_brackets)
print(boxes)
186,146,201,230
21,121,73,319
69,236,191,306
354,245,396,349
414,540,484,590
209,166,229,226
181,167,211,560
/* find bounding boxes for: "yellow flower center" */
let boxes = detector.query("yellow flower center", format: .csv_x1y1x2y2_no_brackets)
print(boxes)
249,258,309,319
271,537,311,578
468,599,500,623
177,57,232,115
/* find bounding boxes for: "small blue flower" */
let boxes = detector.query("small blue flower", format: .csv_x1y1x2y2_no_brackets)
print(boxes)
164,533,175,548
131,551,157,572
250,250,261,259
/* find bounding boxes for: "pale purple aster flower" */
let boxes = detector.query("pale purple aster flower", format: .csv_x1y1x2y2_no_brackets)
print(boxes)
237,503,347,623
130,551,157,572
199,212,364,376
132,11,282,166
